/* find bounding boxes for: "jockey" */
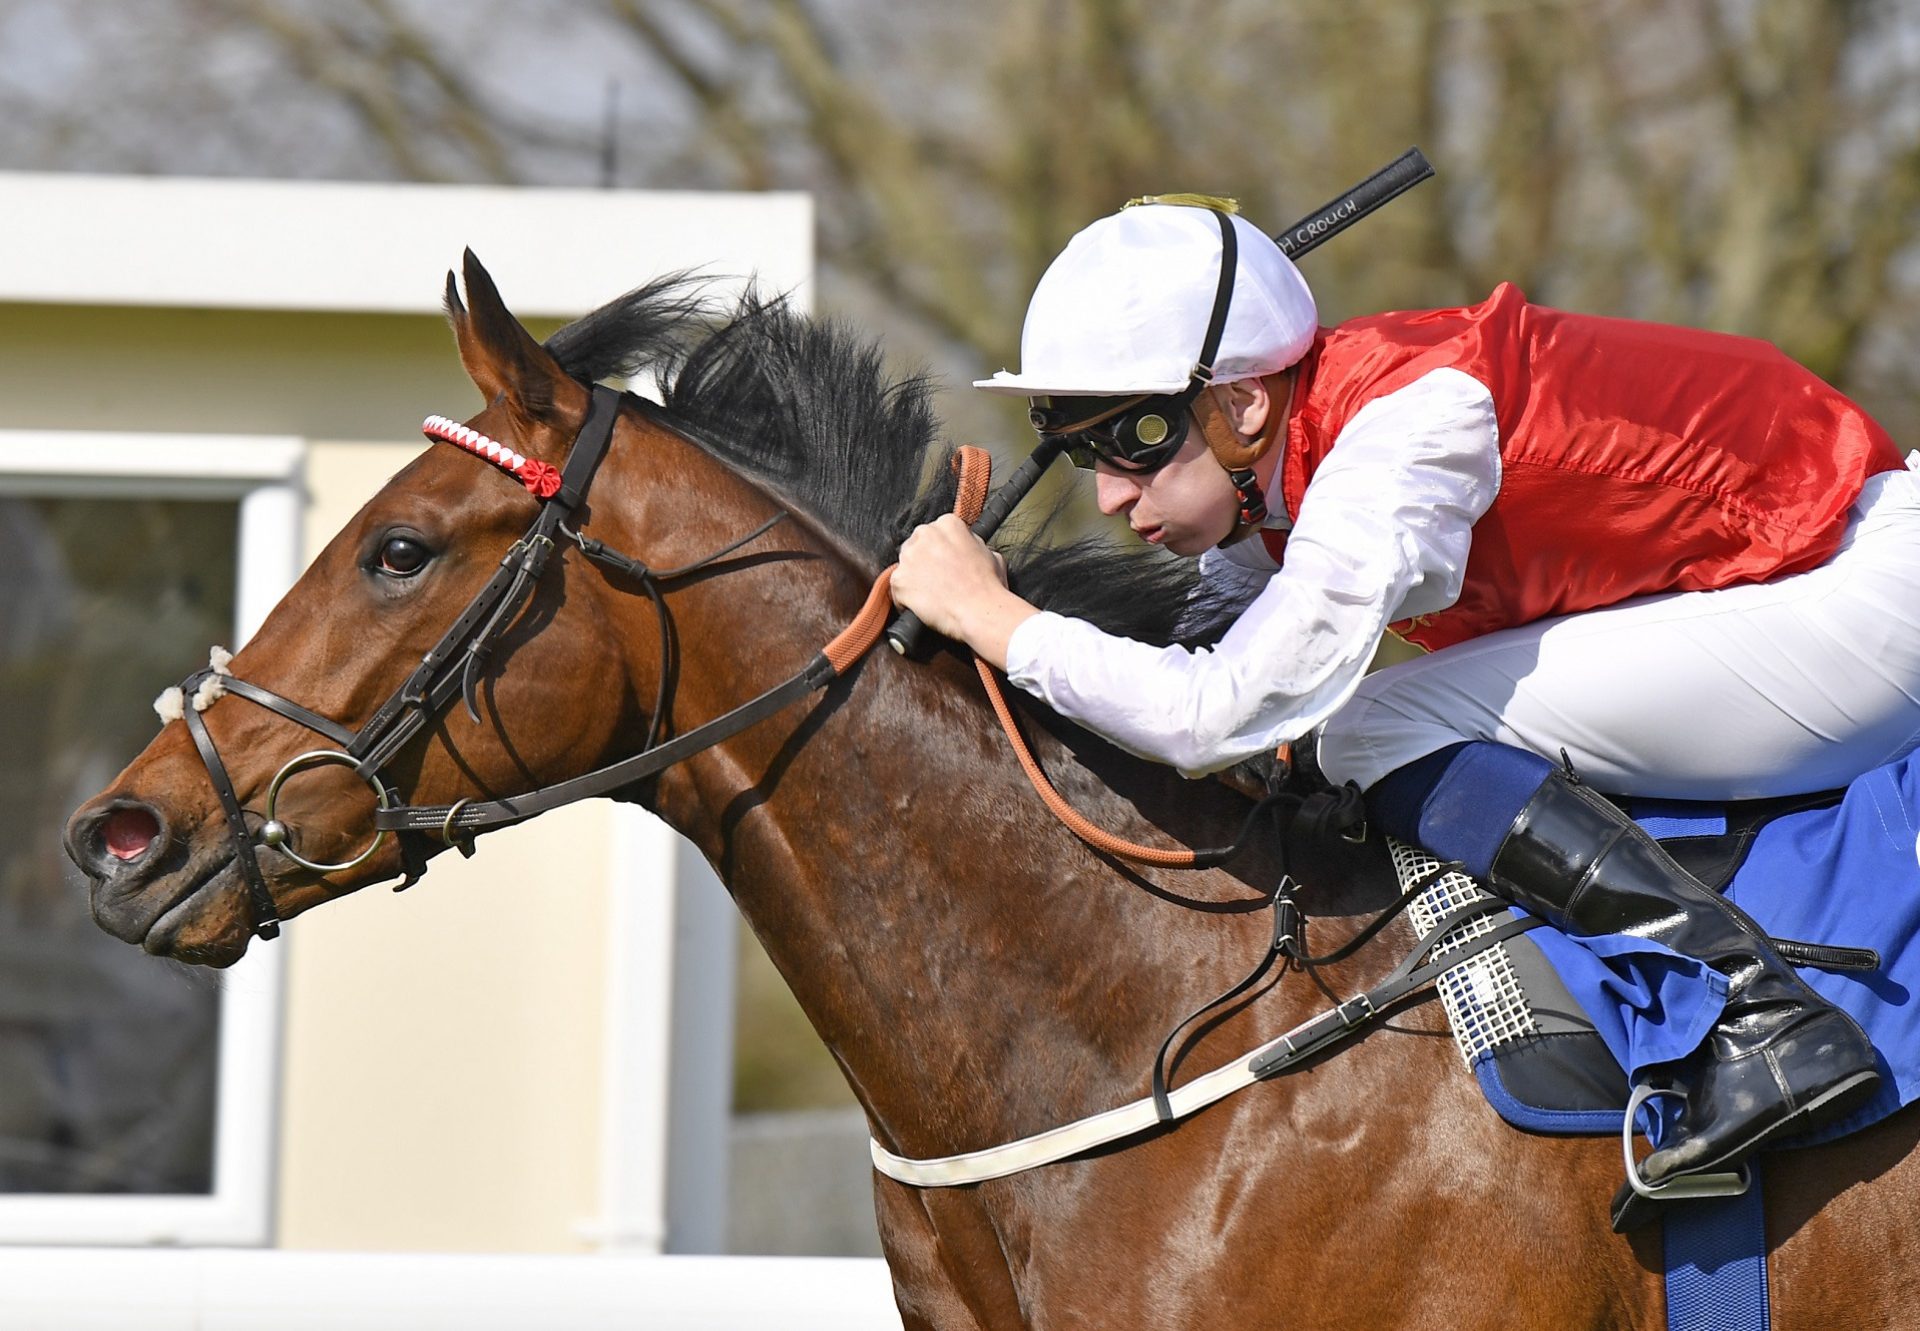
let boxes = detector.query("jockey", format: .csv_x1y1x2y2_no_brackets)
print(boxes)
891,197,1920,1205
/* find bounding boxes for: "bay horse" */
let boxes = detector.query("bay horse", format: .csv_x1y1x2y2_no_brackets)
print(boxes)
64,254,1920,1328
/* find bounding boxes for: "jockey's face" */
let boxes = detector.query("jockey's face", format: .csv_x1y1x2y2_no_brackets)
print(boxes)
1093,427,1240,556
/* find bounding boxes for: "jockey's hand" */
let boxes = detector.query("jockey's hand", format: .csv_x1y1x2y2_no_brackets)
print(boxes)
891,515,1037,669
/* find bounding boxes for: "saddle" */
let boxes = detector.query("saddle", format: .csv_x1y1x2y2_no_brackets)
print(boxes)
1286,772,1917,1147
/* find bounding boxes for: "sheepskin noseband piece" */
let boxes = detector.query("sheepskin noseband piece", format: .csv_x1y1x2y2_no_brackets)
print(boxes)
422,415,564,500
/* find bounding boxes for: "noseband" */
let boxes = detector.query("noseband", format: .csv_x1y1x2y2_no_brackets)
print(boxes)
174,384,802,940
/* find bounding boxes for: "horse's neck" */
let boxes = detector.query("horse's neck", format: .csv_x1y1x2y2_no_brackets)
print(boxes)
618,507,1308,1156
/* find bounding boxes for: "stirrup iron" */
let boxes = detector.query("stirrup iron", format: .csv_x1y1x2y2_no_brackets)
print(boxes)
1613,1083,1749,1229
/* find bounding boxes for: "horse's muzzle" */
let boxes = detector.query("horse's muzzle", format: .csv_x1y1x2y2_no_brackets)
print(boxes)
66,795,254,964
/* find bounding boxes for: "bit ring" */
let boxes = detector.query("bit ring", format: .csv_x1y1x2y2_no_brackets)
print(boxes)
260,749,393,874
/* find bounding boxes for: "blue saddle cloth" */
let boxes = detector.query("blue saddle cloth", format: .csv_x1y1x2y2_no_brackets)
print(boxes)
1477,750,1920,1145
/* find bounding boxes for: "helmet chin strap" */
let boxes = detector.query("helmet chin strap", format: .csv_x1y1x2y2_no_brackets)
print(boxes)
1196,368,1294,548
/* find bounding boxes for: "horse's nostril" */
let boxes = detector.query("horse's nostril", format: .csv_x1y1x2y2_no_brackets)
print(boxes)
101,807,161,862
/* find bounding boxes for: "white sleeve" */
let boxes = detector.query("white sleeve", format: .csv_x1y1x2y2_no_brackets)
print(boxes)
1004,367,1500,776
1181,542,1279,628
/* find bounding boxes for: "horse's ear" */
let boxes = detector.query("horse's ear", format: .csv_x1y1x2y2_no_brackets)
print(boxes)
448,250,587,439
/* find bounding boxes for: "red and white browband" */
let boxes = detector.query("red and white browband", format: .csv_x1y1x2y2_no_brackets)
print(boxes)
422,415,564,499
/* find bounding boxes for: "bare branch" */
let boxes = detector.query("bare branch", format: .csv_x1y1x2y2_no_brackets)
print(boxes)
209,0,522,183
603,0,775,189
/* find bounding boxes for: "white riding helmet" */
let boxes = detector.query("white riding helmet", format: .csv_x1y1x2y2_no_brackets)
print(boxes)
976,203,1318,399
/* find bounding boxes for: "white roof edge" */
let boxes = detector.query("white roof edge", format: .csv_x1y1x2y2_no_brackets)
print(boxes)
0,172,814,318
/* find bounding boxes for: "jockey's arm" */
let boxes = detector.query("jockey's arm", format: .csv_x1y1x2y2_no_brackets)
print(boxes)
1002,369,1501,776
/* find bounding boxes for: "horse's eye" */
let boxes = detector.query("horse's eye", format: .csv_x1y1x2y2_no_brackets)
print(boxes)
378,535,432,577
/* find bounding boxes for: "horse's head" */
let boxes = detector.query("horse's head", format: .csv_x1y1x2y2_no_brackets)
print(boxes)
63,253,643,966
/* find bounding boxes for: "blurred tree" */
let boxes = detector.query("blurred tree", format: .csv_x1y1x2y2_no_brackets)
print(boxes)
5,0,1918,441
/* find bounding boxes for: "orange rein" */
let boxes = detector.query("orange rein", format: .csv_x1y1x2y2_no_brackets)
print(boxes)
828,446,1199,868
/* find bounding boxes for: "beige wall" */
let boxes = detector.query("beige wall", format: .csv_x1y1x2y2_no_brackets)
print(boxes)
275,802,612,1253
276,441,616,1253
0,302,557,441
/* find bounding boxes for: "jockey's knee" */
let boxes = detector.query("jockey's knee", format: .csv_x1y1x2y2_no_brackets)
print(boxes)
1317,691,1448,791
1314,706,1378,790
1318,673,1500,791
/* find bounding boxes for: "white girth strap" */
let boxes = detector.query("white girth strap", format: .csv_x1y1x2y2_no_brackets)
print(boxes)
869,1016,1305,1187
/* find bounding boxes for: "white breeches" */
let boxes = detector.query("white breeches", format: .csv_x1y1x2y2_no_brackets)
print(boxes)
1318,461,1920,799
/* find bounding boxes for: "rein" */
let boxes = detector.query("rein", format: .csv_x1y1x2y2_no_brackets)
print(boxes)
873,460,1552,1187
971,658,1288,869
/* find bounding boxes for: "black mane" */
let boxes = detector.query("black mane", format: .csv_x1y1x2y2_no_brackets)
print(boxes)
546,281,1228,648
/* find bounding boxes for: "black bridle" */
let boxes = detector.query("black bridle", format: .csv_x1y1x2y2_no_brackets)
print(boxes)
175,383,815,940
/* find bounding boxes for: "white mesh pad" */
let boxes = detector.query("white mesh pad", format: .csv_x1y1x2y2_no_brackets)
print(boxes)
1389,837,1538,1066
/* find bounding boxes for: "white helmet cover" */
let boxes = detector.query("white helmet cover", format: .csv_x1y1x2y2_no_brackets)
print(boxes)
977,205,1318,397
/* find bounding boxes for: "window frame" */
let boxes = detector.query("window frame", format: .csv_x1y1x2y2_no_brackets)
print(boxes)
0,428,303,1246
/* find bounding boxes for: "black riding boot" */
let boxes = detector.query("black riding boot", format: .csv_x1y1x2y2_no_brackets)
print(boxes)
1487,773,1880,1207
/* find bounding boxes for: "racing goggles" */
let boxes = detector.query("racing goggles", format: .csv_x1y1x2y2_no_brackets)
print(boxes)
1026,204,1239,475
1029,387,1206,472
